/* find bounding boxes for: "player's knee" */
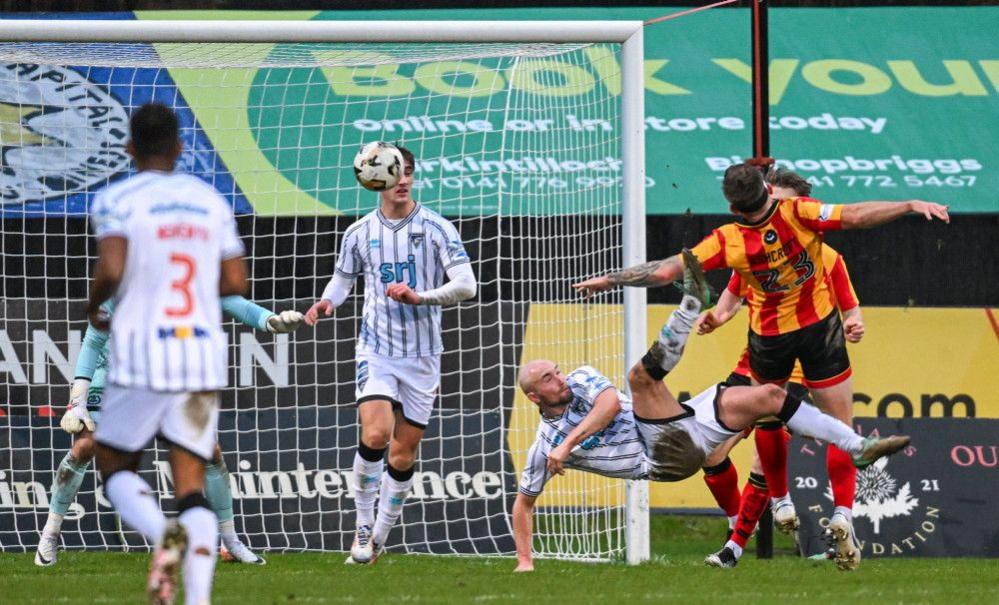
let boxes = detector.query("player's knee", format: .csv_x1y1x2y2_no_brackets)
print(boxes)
362,427,391,449
388,450,416,471
759,383,786,411
627,362,655,391
73,434,97,462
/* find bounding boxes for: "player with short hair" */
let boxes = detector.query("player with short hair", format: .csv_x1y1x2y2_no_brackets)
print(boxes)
698,169,864,567
35,297,303,567
513,258,906,572
572,163,948,570
86,102,247,604
305,144,477,565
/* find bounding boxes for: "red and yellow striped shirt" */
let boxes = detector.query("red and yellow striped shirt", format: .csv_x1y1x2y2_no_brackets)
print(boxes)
690,197,844,337
731,243,858,382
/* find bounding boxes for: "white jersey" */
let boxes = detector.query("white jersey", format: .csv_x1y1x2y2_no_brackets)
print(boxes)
90,171,245,392
335,203,469,358
518,366,649,497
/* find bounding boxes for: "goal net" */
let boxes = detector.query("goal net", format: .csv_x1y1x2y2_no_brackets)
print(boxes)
0,20,646,562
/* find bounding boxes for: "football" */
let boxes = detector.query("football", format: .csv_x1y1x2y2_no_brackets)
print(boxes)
352,141,404,191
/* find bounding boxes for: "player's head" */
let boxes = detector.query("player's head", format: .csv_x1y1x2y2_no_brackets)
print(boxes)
766,166,811,198
518,359,572,413
380,143,416,206
127,102,182,167
722,162,771,216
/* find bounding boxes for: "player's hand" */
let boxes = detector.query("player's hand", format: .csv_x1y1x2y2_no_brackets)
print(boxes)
386,283,422,305
697,310,724,335
268,310,305,333
87,304,110,331
843,314,865,343
514,560,534,572
909,200,950,223
572,275,613,300
60,378,95,434
547,443,572,476
305,300,333,326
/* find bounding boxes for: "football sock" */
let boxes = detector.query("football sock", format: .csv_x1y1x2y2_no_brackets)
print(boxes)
833,506,853,523
204,458,235,526
353,443,386,528
777,394,863,454
642,295,701,379
702,458,741,518
372,464,415,546
178,495,217,605
104,471,166,543
731,472,770,550
827,445,857,509
755,423,790,499
49,452,89,519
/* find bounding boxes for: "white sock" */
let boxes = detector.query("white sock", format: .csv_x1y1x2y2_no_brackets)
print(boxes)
771,493,792,508
104,471,167,543
784,402,864,453
179,506,218,605
43,512,64,536
218,519,237,545
833,506,853,523
727,515,738,530
724,539,743,558
352,451,383,528
371,471,413,546
654,295,701,373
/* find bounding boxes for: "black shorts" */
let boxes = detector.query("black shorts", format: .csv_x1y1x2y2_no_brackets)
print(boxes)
748,311,852,388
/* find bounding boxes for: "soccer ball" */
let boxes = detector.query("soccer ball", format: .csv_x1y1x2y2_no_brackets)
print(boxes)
353,142,404,191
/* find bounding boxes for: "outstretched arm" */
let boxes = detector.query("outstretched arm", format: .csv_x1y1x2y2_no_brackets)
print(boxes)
221,295,304,334
512,492,538,572
573,254,683,299
840,200,949,229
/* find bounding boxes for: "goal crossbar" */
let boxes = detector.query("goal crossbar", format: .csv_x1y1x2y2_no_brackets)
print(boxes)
0,20,643,44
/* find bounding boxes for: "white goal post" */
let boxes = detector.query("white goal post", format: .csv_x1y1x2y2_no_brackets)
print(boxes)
0,18,647,564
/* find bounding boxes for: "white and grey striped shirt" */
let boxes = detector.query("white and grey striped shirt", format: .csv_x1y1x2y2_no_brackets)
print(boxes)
519,366,649,497
90,171,244,392
335,203,470,358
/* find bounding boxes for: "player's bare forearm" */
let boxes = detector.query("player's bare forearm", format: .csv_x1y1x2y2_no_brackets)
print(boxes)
512,493,537,571
840,200,949,229
86,238,126,324
608,255,682,288
219,256,248,296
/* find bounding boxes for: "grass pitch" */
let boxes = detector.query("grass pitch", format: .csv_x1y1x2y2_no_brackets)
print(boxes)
2,516,997,604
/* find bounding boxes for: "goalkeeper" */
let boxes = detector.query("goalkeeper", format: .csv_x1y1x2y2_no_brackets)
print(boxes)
511,255,907,572
34,296,304,567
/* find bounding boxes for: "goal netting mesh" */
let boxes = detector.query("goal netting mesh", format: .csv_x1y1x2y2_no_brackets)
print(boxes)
0,37,630,561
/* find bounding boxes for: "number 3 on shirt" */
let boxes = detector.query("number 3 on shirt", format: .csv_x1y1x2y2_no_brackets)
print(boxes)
165,252,196,317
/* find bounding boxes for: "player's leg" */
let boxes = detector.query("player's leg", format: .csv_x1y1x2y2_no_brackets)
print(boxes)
368,354,438,561
714,384,906,468
701,435,743,535
706,465,769,569
207,444,264,565
369,414,425,558
799,311,859,570
35,429,97,566
160,391,222,605
349,354,400,563
755,417,796,534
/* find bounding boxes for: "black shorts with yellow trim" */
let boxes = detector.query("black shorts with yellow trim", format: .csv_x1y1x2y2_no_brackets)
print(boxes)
747,311,852,389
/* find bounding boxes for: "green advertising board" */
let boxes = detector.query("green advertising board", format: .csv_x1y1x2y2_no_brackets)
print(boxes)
141,7,999,215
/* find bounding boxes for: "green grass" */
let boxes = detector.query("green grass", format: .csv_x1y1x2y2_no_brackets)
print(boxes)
3,516,998,604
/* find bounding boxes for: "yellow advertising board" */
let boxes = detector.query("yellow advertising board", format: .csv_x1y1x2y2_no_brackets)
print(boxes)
510,304,998,509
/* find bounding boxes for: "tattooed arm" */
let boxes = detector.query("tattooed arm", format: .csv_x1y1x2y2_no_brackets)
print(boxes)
573,254,683,299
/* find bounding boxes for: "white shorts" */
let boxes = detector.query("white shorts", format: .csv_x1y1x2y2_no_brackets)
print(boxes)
95,385,219,461
356,351,440,429
635,383,740,482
